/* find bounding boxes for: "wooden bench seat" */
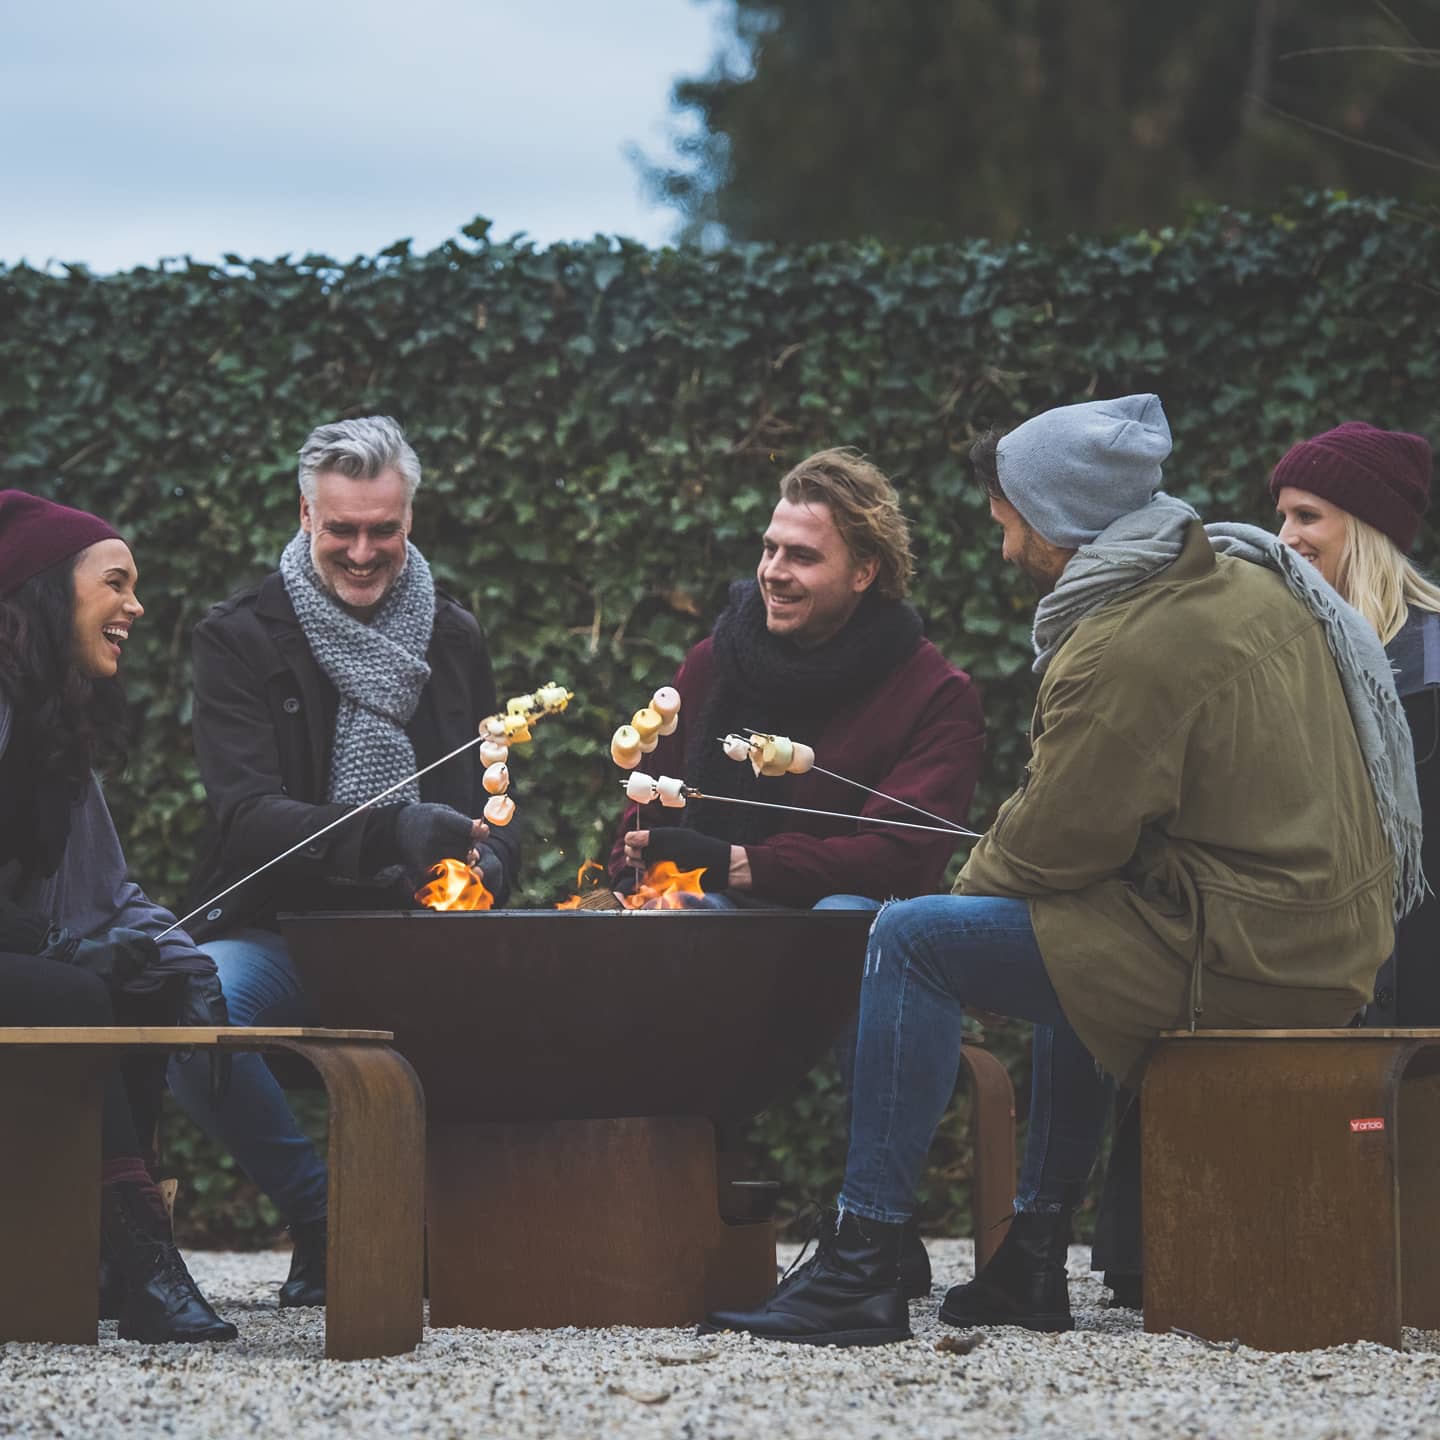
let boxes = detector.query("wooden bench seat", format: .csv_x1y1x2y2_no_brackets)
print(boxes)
0,1027,425,1360
1142,1028,1440,1351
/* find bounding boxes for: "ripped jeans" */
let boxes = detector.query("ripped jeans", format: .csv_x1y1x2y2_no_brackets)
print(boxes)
836,894,1110,1225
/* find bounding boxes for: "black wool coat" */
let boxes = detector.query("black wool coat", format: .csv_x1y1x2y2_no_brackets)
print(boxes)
185,571,517,940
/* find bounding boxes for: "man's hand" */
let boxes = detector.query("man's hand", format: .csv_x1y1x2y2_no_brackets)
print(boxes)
623,828,736,893
396,803,488,886
40,926,160,989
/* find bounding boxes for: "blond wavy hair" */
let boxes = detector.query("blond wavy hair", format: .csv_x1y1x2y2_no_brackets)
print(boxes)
1335,513,1440,645
778,448,914,601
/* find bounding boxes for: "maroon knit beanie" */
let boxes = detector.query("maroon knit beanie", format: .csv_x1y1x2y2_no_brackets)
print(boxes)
1268,421,1433,554
0,490,123,597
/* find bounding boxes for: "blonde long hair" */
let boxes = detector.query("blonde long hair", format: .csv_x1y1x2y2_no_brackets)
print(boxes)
1336,514,1440,645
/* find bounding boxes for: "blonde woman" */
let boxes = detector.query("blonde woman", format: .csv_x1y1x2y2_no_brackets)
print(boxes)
1273,420,1440,1025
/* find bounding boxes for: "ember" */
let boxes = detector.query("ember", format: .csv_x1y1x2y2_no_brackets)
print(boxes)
555,861,609,909
416,857,495,911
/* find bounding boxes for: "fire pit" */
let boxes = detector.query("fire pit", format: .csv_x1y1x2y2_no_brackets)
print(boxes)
281,908,875,1330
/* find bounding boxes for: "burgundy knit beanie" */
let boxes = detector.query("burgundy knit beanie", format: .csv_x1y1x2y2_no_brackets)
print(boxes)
0,490,123,596
1268,421,1433,554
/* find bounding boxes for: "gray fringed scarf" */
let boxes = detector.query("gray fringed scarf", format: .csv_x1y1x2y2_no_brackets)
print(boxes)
279,531,434,806
1032,493,1424,918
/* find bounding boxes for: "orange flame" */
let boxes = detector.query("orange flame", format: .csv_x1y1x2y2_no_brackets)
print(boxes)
555,860,608,909
416,857,495,911
620,860,707,910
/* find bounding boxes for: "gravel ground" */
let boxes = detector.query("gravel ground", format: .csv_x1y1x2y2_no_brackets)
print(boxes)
3,1240,1439,1440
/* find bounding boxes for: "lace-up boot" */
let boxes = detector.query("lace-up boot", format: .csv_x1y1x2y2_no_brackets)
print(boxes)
279,1216,326,1307
701,1209,910,1346
938,1208,1074,1333
100,1183,237,1343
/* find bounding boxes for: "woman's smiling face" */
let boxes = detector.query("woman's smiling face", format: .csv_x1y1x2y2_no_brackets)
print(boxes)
1275,486,1349,590
70,538,143,679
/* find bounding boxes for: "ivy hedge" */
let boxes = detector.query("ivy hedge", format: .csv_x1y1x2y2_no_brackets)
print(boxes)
3,192,1438,1244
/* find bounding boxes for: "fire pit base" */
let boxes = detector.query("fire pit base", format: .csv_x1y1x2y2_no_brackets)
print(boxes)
426,1115,775,1330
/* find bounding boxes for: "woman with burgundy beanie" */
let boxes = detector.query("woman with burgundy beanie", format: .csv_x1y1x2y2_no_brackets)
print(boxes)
0,490,236,1342
1272,420,1440,1024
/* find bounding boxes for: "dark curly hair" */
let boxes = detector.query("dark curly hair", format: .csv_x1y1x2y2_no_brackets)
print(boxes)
0,554,128,790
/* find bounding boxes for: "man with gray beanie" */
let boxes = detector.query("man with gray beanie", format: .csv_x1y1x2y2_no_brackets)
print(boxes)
175,415,518,1308
706,394,1414,1346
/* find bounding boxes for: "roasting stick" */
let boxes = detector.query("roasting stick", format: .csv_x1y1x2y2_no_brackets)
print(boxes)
623,781,983,838
158,732,491,939
735,726,974,837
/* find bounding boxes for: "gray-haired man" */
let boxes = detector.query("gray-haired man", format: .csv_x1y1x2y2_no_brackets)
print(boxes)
173,416,516,1306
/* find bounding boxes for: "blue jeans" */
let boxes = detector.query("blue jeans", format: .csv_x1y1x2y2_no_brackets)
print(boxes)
838,894,1109,1224
167,928,328,1226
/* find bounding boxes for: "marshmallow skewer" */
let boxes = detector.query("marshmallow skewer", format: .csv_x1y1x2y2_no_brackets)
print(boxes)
161,681,574,937
732,727,979,838
620,781,980,837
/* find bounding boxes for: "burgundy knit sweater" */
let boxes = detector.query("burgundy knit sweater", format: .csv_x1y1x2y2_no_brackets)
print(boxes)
607,636,984,905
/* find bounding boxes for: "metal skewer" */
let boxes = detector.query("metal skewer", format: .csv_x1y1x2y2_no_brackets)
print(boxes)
625,782,981,837
158,731,490,939
734,728,980,837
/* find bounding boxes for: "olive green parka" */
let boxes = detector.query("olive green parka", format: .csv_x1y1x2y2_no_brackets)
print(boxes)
958,521,1394,1088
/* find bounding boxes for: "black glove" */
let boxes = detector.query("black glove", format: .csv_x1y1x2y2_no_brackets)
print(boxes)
473,843,510,907
39,925,160,990
172,969,232,1107
640,828,733,893
394,803,476,886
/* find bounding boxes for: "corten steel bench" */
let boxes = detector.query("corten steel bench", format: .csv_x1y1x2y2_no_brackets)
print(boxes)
1142,1028,1440,1352
0,1026,425,1360
283,910,1016,1331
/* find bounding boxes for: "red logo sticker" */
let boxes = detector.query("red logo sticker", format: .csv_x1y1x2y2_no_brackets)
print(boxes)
1349,1118,1385,1133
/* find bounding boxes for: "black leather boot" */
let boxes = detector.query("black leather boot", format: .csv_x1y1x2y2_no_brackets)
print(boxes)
279,1216,326,1308
1104,1269,1143,1309
899,1218,931,1299
100,1183,237,1343
701,1209,911,1346
938,1209,1074,1333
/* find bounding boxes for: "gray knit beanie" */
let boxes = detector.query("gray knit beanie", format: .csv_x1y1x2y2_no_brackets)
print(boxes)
997,394,1173,548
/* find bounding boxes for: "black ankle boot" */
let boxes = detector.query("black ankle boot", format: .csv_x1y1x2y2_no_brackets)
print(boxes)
279,1216,326,1308
1104,1269,1143,1309
899,1218,931,1299
702,1210,911,1346
100,1183,237,1344
939,1209,1074,1333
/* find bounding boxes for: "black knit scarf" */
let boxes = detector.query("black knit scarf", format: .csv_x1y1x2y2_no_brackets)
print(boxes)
686,580,924,844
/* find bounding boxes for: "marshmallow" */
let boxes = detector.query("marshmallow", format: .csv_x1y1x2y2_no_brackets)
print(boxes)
722,735,753,763
651,687,681,719
483,762,510,795
481,716,508,741
506,694,533,718
479,739,509,768
658,714,679,737
534,683,571,712
632,707,663,743
484,794,515,826
611,725,643,769
502,714,532,743
639,735,658,754
789,742,816,775
757,735,794,778
625,771,660,804
657,775,686,808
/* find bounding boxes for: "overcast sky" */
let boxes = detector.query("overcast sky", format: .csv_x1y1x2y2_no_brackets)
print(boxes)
0,0,729,273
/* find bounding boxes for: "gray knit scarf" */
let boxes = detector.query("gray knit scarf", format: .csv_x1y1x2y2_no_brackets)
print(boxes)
1032,493,1424,918
279,531,434,806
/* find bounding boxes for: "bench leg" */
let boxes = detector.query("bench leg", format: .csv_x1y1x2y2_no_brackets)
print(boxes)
1399,1058,1440,1329
274,1041,426,1360
0,1052,104,1344
961,1045,1017,1268
1143,1040,1403,1351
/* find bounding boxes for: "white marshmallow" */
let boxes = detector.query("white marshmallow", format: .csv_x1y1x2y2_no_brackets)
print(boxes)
483,794,515,826
625,771,660,804
479,740,509,768
657,775,686,808
651,686,681,719
722,735,752,763
658,714,679,737
483,762,510,795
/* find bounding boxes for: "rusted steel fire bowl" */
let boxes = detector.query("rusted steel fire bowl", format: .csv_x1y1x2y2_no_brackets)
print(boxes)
280,909,876,1124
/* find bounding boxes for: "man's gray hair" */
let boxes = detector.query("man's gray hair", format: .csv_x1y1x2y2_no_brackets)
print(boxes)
297,416,422,503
